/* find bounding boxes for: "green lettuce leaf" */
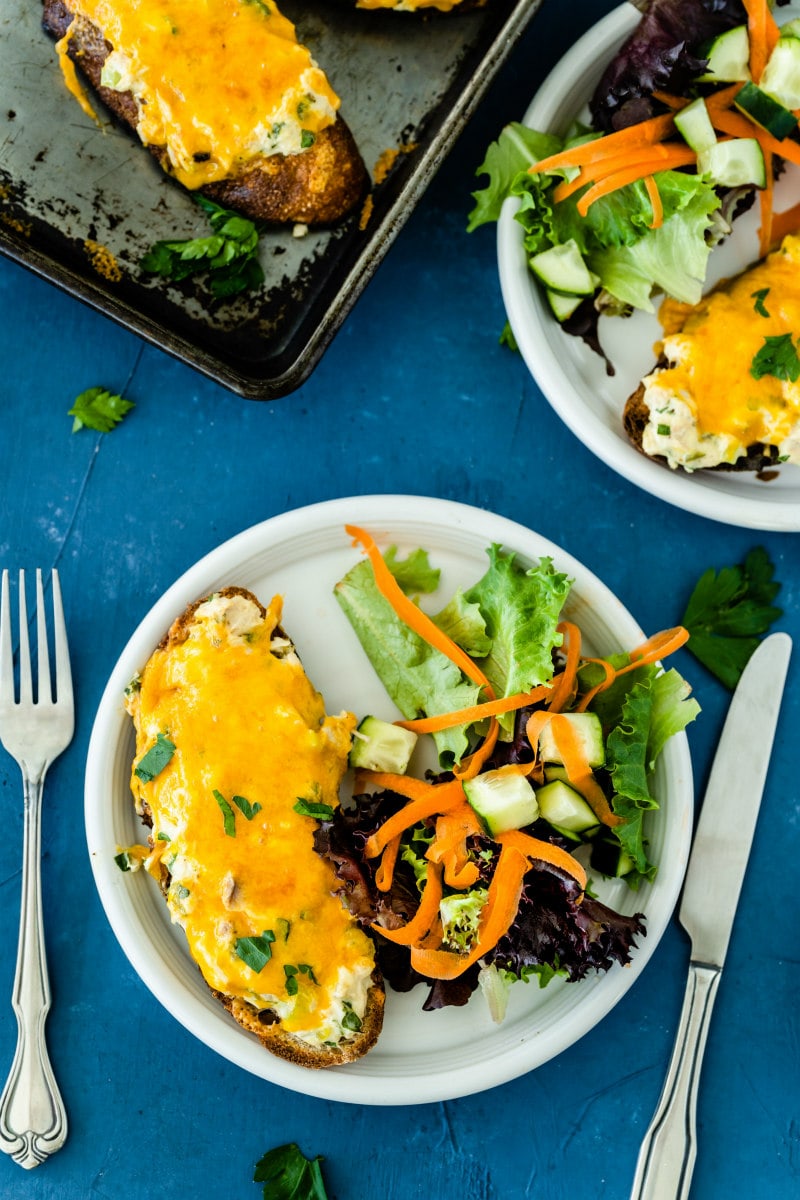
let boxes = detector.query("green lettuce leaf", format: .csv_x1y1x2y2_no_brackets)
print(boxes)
334,560,479,766
462,547,572,731
382,545,441,594
467,123,562,230
432,591,493,658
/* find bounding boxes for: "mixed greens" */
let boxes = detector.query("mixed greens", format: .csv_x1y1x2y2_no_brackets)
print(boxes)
469,0,799,357
317,531,699,1017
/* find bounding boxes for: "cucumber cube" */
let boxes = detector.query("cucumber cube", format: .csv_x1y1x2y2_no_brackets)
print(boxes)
349,716,418,774
537,712,605,768
463,769,539,837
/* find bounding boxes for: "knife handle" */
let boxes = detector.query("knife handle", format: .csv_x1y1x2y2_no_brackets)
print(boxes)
629,962,721,1200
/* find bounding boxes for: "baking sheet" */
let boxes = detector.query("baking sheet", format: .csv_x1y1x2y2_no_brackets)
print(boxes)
0,0,543,398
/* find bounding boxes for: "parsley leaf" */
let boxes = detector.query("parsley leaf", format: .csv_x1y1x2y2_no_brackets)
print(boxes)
213,789,237,837
235,930,275,973
141,196,265,298
681,547,783,689
134,733,176,782
293,797,335,820
69,387,134,433
751,287,771,318
750,333,800,382
231,793,262,820
254,1144,329,1200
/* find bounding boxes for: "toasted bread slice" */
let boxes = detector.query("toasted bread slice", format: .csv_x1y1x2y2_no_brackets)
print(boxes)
43,0,368,226
126,587,383,1067
623,232,800,474
623,373,780,474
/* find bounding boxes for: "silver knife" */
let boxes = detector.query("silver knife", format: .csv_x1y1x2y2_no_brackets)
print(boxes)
630,631,792,1200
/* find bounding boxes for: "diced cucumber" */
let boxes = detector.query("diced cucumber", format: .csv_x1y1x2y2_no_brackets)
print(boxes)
673,97,717,153
463,769,539,837
536,780,600,836
546,289,583,322
697,24,751,82
591,837,634,879
543,764,570,784
761,35,800,110
537,712,605,769
529,240,596,296
734,81,798,139
697,138,766,188
349,716,418,774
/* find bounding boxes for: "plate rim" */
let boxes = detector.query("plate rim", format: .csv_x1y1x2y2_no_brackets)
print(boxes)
496,1,800,532
84,494,693,1104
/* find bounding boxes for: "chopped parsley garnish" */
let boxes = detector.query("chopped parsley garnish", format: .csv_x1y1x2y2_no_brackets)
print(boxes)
156,832,171,842
276,917,291,942
750,333,800,382
114,851,133,872
69,386,135,434
213,789,237,837
752,287,771,318
254,1144,329,1200
340,1001,362,1033
657,423,671,436
284,963,318,994
681,546,783,689
134,733,176,782
141,196,264,299
293,797,335,820
234,930,275,973
300,129,316,149
231,793,262,820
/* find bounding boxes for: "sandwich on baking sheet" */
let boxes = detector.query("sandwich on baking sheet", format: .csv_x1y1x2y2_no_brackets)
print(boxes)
624,231,800,473
123,587,384,1067
43,0,368,225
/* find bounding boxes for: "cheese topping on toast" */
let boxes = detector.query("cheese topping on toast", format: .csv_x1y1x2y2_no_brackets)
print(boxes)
57,0,340,187
641,232,800,471
126,591,376,1049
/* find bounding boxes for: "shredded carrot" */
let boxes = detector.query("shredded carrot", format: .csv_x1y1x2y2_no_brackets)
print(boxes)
704,83,746,113
374,862,444,945
612,626,689,680
453,717,500,781
395,684,551,734
650,91,691,110
576,146,699,216
375,834,401,892
346,525,496,697
496,829,587,890
574,657,616,712
547,621,581,713
759,147,774,259
644,175,664,228
544,714,623,827
711,108,800,168
409,845,530,980
769,199,800,245
428,805,482,888
528,112,678,175
743,0,781,82
552,144,677,203
362,777,465,858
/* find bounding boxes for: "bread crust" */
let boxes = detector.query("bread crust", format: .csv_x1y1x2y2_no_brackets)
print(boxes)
132,586,384,1067
42,0,368,226
623,362,781,474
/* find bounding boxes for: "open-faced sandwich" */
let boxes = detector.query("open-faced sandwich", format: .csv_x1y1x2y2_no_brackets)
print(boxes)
624,231,800,472
122,587,384,1067
43,0,368,225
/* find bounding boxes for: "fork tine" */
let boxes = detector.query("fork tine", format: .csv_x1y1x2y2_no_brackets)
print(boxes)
17,571,32,706
51,570,73,709
35,569,53,706
0,571,12,706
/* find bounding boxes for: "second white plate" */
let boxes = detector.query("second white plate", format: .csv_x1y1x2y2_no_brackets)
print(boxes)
84,495,693,1104
498,2,800,531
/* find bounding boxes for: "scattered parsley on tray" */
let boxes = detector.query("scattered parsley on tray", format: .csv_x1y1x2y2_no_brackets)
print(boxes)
254,1144,329,1200
681,547,783,689
68,387,135,433
141,196,265,298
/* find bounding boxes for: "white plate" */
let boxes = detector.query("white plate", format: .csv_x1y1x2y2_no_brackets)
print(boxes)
85,495,693,1105
497,2,800,531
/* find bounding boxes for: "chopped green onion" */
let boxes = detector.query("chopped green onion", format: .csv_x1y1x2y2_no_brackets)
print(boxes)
235,930,276,973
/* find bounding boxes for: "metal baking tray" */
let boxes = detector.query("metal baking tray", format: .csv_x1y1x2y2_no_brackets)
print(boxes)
0,0,542,399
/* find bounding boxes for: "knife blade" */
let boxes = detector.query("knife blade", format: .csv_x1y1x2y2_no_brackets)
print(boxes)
630,631,792,1200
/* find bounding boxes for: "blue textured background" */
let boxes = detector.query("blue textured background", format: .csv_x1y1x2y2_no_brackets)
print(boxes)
1,0,798,1196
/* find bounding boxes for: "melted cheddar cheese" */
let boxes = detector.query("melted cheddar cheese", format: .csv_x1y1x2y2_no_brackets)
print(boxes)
126,592,375,1048
641,233,800,471
57,0,339,187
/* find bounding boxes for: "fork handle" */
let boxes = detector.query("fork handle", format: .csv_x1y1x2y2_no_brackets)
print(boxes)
0,772,67,1168
629,962,722,1200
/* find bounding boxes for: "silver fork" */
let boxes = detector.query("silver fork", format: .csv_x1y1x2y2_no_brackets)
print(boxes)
0,570,72,1169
